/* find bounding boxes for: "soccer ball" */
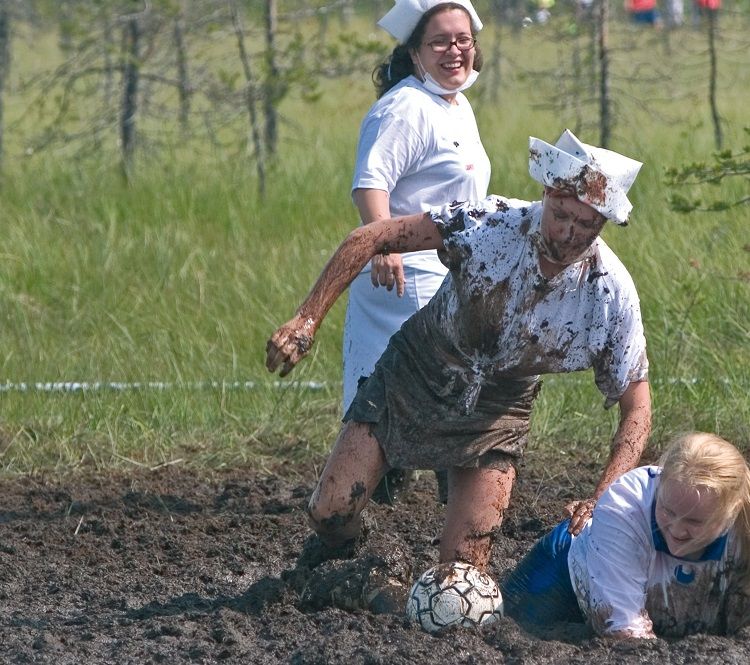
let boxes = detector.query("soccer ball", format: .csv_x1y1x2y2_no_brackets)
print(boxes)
406,561,503,633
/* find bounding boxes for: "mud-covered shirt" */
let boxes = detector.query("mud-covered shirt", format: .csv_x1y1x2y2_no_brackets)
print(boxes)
568,466,742,638
424,196,648,412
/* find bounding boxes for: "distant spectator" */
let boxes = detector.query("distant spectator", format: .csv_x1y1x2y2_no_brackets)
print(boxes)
665,0,684,26
625,0,662,26
576,0,596,20
533,0,554,24
693,0,720,26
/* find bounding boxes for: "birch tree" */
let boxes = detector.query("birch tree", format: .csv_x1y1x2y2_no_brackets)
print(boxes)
0,0,10,171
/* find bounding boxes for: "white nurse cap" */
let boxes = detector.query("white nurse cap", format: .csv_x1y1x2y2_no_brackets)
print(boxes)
378,0,483,44
529,129,643,225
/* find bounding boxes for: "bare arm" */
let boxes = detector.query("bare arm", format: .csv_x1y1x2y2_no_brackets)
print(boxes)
567,380,652,535
352,188,390,224
353,188,408,296
266,213,444,376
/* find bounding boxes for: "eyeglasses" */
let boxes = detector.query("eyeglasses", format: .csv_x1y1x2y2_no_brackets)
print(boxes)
424,36,476,53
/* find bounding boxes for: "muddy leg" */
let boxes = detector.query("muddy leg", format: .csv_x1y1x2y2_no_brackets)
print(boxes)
439,466,516,569
308,421,389,546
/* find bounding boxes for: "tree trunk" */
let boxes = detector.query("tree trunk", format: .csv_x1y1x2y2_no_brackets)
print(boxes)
121,13,140,181
0,2,9,173
596,0,611,148
588,10,597,99
58,0,74,54
174,3,190,135
230,0,266,197
102,12,115,110
489,8,502,105
706,10,722,149
341,0,354,26
571,3,584,136
264,0,278,156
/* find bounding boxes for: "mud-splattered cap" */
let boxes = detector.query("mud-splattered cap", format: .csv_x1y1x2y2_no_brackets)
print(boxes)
378,0,483,44
528,129,643,225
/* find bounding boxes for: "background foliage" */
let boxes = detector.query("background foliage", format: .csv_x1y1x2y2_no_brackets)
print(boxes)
0,1,748,473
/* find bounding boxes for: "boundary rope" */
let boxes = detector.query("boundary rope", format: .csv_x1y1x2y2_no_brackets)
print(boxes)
0,377,743,393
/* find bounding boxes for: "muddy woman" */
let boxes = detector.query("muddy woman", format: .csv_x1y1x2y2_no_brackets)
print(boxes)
266,129,652,577
503,432,750,637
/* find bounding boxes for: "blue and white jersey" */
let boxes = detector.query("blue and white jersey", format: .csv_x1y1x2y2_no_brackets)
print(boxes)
568,466,741,637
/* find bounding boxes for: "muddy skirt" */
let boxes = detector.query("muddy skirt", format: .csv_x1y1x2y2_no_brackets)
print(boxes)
343,320,541,472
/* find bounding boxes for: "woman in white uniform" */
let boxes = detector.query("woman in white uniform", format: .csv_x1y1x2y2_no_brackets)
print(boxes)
503,432,750,638
344,0,491,411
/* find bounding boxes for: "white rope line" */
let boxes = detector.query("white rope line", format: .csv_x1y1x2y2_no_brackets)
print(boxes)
0,377,743,393
0,380,334,393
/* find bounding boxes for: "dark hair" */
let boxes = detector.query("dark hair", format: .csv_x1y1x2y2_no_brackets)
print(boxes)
372,3,484,99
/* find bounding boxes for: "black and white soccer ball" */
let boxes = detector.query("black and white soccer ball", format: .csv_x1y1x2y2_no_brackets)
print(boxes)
406,561,503,633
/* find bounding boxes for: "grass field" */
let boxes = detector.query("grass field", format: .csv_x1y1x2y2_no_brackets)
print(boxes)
0,13,748,473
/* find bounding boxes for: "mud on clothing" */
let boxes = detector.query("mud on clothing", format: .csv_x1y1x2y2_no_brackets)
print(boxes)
501,520,584,626
345,196,648,470
344,314,540,470
569,466,744,638
343,76,490,411
504,467,746,637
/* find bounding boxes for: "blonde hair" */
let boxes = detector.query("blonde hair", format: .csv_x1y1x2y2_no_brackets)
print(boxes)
659,432,750,589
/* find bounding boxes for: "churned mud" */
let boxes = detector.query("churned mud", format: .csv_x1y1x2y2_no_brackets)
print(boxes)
1,452,749,664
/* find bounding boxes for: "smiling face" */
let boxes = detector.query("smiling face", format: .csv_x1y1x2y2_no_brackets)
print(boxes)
655,478,728,559
410,8,475,98
539,187,607,266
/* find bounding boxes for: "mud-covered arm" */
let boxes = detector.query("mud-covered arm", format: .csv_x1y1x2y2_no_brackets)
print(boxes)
266,213,444,377
567,380,652,535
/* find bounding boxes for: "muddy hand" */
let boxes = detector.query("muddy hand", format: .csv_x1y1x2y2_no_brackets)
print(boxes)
371,253,405,297
564,498,596,536
266,316,316,377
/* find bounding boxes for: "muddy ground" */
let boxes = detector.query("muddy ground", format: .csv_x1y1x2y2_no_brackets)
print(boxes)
1,450,748,664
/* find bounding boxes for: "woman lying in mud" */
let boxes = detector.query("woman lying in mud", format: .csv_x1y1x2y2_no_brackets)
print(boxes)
503,432,750,638
266,129,652,574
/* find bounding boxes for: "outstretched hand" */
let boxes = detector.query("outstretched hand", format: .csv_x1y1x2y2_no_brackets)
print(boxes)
564,498,597,536
266,315,317,377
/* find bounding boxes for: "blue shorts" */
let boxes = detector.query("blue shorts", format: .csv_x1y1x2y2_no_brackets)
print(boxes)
501,520,584,625
631,9,660,23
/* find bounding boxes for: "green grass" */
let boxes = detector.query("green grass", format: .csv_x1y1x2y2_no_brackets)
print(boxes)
0,15,748,472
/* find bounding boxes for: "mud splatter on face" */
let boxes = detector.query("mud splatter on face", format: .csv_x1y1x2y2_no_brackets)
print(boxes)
538,194,605,267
